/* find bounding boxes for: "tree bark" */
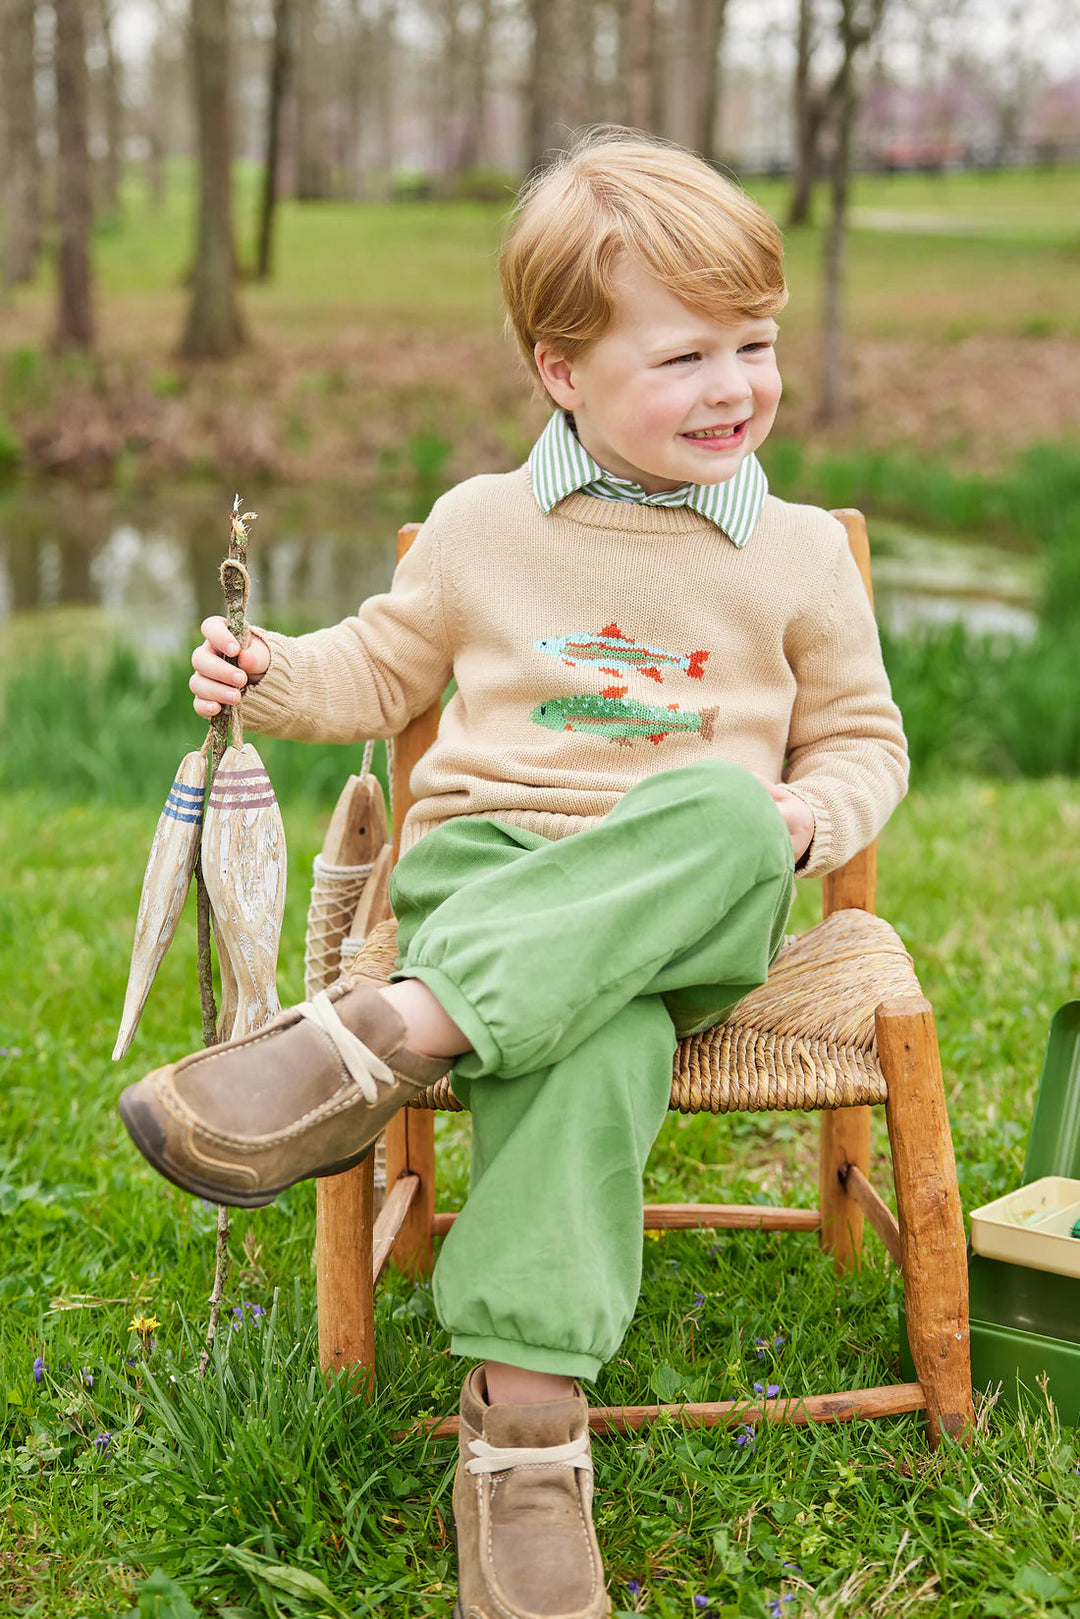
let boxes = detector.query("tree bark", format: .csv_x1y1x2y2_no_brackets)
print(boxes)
616,0,656,131
456,0,494,171
53,0,96,350
95,0,124,220
180,0,246,359
789,0,822,226
697,0,728,161
819,0,885,423
295,0,332,199
254,0,292,279
1,0,42,287
526,0,572,174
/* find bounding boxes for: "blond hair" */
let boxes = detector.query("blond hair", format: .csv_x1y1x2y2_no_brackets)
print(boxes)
499,128,787,381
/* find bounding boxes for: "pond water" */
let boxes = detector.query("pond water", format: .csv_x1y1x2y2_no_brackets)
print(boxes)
0,484,1041,664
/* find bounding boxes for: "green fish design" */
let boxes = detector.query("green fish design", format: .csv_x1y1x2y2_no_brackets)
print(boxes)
531,694,720,746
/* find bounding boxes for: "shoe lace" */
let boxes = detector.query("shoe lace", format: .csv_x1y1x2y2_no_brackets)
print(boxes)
296,990,394,1105
465,1433,593,1476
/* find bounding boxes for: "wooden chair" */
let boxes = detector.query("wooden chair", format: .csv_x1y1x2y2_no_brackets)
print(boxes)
313,511,973,1449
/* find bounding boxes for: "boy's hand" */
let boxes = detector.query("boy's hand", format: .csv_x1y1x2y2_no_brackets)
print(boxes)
190,616,271,718
752,774,815,865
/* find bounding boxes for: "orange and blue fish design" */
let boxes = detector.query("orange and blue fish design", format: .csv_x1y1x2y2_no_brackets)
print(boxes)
533,623,708,686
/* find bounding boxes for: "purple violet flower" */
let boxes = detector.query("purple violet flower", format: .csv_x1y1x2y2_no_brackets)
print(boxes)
694,1598,710,1609
93,1431,111,1452
627,1579,641,1595
754,1382,781,1398
767,1599,794,1618
32,1356,46,1384
734,1424,756,1447
81,1367,93,1388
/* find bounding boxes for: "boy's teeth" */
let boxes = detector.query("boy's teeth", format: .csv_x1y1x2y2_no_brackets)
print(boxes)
686,426,738,438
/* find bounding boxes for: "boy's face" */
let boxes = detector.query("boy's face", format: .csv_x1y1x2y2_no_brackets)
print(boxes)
535,259,782,495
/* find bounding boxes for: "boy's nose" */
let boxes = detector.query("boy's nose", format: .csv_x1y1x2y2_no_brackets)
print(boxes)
702,360,751,411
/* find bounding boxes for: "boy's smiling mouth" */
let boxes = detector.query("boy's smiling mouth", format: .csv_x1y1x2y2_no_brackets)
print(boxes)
681,421,748,442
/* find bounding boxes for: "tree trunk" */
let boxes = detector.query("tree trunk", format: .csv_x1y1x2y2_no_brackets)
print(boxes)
526,0,571,174
255,0,292,279
295,0,332,199
697,0,728,162
180,0,246,359
616,0,656,131
53,0,96,350
789,0,821,226
819,0,884,422
456,0,494,173
1,0,42,286
96,0,124,220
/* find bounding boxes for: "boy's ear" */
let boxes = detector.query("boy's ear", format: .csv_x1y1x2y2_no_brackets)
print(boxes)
534,342,579,411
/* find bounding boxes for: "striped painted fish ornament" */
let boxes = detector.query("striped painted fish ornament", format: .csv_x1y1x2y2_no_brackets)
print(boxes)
113,750,207,1060
201,742,287,1040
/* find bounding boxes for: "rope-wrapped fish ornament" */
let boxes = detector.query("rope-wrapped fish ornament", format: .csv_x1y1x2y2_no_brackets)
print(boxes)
112,748,209,1060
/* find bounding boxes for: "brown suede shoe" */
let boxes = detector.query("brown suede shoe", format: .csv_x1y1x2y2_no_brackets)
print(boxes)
453,1367,610,1619
118,981,448,1208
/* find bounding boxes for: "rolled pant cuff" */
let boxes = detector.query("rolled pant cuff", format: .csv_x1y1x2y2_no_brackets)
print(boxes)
390,964,503,1078
450,1334,603,1383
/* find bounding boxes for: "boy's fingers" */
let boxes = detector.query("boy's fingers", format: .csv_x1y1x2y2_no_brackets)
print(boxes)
192,644,247,685
199,615,241,657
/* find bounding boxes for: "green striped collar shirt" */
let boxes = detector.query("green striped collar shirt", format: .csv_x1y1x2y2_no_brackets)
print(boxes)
528,409,768,548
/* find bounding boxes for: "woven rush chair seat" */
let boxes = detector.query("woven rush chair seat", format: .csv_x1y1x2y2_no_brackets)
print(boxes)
344,907,919,1118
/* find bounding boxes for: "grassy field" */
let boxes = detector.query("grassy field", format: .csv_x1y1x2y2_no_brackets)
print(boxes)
1,779,1078,1617
0,166,1077,482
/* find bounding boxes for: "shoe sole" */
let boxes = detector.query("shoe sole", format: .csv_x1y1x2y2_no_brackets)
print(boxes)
118,1089,374,1209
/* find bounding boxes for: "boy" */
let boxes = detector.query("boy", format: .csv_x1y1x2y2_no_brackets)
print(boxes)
120,130,907,1618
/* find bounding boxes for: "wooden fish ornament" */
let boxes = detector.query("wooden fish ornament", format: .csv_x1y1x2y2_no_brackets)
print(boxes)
113,749,207,1060
201,741,287,1039
213,913,239,1043
303,771,388,999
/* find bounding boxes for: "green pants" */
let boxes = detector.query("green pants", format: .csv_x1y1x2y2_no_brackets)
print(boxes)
390,762,795,1381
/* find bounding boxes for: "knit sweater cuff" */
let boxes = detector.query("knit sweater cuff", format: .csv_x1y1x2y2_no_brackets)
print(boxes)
782,783,833,878
237,627,302,738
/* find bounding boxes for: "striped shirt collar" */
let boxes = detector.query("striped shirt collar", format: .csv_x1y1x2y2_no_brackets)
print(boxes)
527,409,768,548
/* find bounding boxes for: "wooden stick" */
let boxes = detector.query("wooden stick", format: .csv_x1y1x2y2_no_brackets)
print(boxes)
431,1203,822,1238
406,1382,927,1441
372,1173,420,1286
316,1154,375,1388
878,994,973,1446
841,1162,902,1267
818,1108,871,1271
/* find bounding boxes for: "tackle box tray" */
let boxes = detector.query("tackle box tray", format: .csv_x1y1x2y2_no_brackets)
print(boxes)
969,1176,1080,1279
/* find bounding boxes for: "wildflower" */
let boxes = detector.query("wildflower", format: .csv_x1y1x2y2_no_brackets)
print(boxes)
782,1561,803,1575
0,1047,23,1058
81,1367,93,1388
734,1424,756,1447
232,1305,244,1317
32,1356,46,1384
754,1382,781,1398
694,1598,710,1610
692,1292,705,1310
93,1431,111,1452
754,1334,786,1359
767,1599,794,1618
627,1580,641,1595
129,1314,160,1345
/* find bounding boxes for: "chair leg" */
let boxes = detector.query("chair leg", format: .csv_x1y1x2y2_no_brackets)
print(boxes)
316,1158,376,1390
384,1107,436,1278
819,1106,871,1271
877,994,973,1447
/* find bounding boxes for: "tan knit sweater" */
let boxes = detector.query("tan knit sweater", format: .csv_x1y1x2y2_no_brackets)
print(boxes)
242,465,908,877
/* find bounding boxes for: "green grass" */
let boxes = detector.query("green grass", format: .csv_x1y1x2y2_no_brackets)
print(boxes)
1,780,1078,1615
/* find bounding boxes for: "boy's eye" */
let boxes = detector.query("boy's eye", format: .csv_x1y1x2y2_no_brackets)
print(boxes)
664,352,700,366
739,341,772,353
